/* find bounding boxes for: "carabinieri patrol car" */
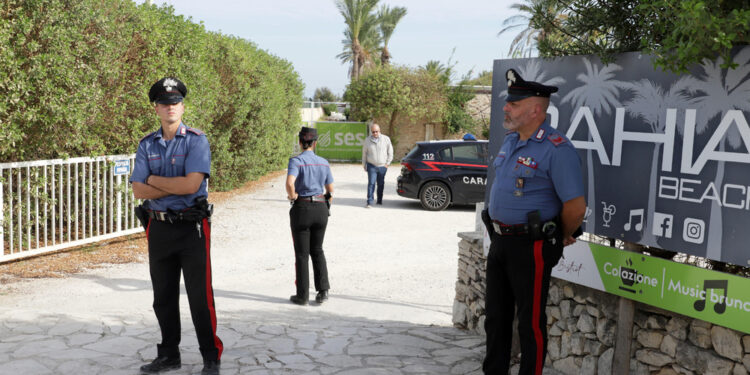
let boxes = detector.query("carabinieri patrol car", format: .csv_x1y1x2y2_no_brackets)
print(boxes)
397,139,489,211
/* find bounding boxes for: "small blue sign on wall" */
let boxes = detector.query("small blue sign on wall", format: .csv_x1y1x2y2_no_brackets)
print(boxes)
114,160,130,176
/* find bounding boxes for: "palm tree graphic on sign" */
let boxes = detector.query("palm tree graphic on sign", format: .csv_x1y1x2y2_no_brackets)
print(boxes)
561,58,628,233
622,77,695,245
678,49,750,259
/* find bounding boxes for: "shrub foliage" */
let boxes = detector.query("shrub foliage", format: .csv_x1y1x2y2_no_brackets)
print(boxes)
0,0,303,191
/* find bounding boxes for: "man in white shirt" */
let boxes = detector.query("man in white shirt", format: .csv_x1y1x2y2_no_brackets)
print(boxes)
361,123,393,208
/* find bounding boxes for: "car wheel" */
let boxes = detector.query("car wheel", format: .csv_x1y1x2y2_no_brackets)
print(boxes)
419,181,451,211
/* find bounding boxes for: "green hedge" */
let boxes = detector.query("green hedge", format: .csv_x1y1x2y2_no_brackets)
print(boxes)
0,0,303,191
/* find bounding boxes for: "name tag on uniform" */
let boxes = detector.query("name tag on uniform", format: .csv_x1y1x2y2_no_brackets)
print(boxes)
515,178,524,189
513,190,523,197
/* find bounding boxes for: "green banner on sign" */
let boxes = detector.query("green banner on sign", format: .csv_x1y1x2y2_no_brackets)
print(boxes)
314,122,367,161
588,243,750,333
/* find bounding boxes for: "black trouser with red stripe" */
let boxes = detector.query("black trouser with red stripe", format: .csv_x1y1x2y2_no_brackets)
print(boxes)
289,200,330,299
147,218,223,362
483,231,563,375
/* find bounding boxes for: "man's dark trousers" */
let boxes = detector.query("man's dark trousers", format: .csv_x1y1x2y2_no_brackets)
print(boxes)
483,232,563,375
147,218,223,362
290,201,330,299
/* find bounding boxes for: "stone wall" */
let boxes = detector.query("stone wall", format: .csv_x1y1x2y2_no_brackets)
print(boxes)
454,231,750,375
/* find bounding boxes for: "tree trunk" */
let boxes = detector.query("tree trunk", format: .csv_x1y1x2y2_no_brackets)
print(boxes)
381,46,391,66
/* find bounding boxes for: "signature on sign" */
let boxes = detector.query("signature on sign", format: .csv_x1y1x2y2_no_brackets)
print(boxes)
555,258,584,276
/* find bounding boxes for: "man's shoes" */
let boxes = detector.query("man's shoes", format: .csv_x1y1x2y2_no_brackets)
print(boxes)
365,204,371,208
140,355,181,374
290,295,308,305
201,359,220,375
376,201,382,205
315,290,329,304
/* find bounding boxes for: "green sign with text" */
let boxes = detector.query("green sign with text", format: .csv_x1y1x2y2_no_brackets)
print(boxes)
587,243,750,333
314,122,367,161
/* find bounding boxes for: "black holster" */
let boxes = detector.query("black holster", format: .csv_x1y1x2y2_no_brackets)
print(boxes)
324,192,331,216
134,204,149,230
481,208,493,235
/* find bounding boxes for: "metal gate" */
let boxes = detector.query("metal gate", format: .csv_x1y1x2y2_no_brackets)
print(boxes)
0,155,141,263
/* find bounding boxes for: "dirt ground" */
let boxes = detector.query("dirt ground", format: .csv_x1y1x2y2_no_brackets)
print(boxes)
0,170,286,284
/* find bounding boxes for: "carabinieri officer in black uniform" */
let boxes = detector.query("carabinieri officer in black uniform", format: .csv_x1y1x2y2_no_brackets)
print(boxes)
131,77,223,375
286,127,334,306
482,69,586,375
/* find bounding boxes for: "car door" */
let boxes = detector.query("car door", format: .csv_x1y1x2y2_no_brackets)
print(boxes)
441,143,488,203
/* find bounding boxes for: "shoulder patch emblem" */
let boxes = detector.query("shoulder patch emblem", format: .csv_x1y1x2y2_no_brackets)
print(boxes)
548,134,567,146
187,128,205,136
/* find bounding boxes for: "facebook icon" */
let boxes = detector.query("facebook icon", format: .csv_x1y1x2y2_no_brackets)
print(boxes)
652,212,673,238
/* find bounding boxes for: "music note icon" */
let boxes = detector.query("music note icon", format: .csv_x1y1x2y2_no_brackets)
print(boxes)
694,280,728,314
624,209,644,231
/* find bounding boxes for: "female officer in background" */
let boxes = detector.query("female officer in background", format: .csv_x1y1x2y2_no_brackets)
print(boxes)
286,127,334,305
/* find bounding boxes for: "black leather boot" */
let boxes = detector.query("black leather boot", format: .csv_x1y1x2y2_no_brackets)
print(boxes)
290,295,308,305
201,359,220,375
140,355,181,374
315,290,329,304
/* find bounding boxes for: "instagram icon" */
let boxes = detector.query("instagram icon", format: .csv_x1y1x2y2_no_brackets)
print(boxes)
683,218,705,244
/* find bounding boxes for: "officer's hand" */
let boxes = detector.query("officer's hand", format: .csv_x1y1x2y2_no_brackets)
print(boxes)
563,236,576,246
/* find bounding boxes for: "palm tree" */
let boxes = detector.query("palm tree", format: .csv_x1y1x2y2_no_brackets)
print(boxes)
420,60,452,85
623,78,695,247
676,49,750,261
337,26,381,79
335,0,380,81
377,5,406,66
498,0,563,58
561,58,627,233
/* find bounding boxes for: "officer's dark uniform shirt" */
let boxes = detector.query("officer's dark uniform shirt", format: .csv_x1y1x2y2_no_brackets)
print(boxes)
287,151,333,196
489,120,583,224
130,123,211,211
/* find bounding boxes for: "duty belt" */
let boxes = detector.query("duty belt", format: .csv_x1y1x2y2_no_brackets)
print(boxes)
492,220,557,237
296,195,326,203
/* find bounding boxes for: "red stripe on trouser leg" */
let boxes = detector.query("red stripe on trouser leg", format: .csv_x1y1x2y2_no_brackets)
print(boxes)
532,239,544,375
203,218,223,359
290,228,297,287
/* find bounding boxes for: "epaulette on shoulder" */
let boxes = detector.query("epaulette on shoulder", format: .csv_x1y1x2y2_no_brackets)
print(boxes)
139,130,157,143
187,127,205,136
547,133,568,147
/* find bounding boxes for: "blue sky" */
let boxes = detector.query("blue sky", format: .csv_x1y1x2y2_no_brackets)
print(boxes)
135,1,520,98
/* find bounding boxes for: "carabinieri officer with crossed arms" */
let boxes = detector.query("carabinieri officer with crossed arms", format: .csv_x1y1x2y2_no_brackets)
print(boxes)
131,77,223,375
482,69,586,375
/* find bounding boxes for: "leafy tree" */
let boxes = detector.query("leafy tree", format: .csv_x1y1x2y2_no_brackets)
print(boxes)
523,0,750,71
344,66,447,146
377,5,407,65
335,0,380,80
313,87,341,102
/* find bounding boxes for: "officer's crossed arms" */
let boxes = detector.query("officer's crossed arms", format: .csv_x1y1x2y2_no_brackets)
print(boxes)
133,172,205,200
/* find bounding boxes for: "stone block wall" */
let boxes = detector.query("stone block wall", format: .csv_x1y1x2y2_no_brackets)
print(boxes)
454,231,750,375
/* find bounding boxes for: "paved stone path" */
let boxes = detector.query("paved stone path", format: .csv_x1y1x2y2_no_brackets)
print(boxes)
0,308,484,374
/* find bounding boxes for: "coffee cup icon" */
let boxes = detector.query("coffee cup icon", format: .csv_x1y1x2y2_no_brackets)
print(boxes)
618,266,637,293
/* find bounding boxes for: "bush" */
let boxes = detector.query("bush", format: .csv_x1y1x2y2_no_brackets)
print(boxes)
322,103,337,116
0,0,303,191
